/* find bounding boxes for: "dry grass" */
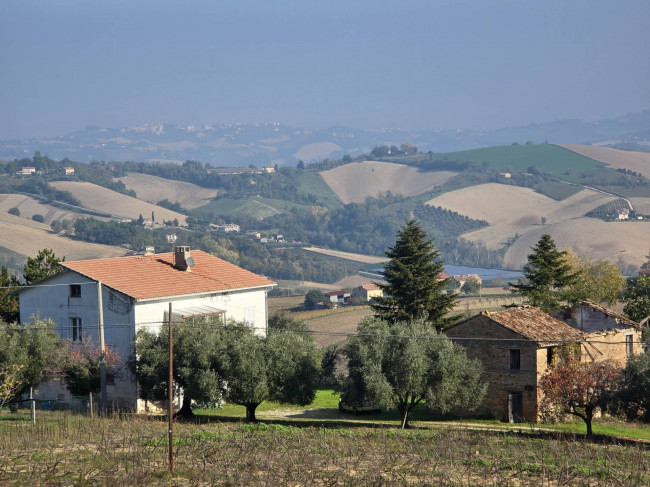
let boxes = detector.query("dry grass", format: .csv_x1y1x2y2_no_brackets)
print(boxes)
428,183,616,241
116,173,218,209
630,197,650,214
425,183,650,268
1,414,647,486
0,194,87,224
49,181,187,224
0,212,125,261
302,308,373,347
268,293,523,348
559,144,650,179
320,161,457,204
502,218,650,269
303,246,388,264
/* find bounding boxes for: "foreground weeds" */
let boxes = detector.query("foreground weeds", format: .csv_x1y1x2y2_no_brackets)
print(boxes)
0,415,648,485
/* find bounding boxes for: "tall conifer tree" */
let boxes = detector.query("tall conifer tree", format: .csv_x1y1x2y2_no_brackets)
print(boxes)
508,234,577,312
371,220,457,330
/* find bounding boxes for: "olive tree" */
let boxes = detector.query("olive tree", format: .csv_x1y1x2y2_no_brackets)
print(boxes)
221,323,321,422
132,321,225,418
0,319,62,404
342,317,486,429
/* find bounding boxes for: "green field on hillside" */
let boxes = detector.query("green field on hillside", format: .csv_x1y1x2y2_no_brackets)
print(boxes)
294,171,343,208
190,195,311,221
390,144,602,177
437,144,602,175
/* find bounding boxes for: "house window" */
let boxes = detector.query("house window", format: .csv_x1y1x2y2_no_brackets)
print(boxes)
70,317,82,341
626,335,633,356
510,349,521,370
70,284,81,298
106,374,115,385
547,347,556,366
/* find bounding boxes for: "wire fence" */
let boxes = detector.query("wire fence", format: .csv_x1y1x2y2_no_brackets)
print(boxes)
0,393,118,423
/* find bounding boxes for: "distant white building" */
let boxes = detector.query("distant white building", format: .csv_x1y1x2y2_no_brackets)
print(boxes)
19,247,275,411
615,208,630,220
17,166,36,175
214,223,240,233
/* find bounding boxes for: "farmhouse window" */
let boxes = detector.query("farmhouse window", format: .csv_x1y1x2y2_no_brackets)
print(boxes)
546,347,556,366
70,317,82,341
626,335,633,356
509,349,521,370
70,284,81,298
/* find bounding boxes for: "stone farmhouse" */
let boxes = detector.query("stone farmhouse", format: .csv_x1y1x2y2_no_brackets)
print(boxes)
552,300,643,359
445,305,641,423
18,246,275,411
351,283,383,302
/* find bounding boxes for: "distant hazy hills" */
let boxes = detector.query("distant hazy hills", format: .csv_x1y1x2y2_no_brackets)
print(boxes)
1,110,649,166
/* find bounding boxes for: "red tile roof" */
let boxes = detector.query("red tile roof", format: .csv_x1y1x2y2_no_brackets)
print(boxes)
63,250,275,300
362,283,381,291
481,307,584,343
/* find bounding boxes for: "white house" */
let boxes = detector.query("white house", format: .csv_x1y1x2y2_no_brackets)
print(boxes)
19,246,275,411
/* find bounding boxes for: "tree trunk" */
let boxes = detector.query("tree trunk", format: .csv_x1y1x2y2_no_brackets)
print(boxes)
176,395,194,419
245,403,259,423
398,403,410,429
585,408,593,439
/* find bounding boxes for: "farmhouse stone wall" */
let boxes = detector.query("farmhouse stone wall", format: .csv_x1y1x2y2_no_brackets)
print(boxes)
446,316,543,421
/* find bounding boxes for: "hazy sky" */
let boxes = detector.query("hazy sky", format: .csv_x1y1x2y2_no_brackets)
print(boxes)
1,0,649,139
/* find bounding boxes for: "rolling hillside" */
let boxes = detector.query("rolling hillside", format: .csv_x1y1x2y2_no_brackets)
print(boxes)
427,183,648,269
0,194,90,224
116,173,219,209
394,144,603,176
49,181,187,224
0,211,125,261
190,196,309,221
558,144,650,178
502,219,650,270
320,161,457,204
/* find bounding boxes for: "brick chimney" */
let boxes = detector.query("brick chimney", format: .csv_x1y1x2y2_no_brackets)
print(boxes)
174,246,192,271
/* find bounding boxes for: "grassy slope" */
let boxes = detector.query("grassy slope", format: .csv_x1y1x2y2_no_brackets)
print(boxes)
294,171,342,208
422,144,602,176
191,195,311,221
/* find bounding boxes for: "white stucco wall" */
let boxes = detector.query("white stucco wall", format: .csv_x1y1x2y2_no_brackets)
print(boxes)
133,287,270,336
19,270,272,410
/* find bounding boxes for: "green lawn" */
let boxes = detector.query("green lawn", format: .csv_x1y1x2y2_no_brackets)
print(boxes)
194,389,650,442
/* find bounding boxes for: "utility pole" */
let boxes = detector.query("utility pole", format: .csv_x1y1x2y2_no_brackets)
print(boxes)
98,281,107,415
168,302,174,476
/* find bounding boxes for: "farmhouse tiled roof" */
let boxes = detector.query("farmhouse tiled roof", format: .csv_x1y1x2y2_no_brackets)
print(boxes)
480,306,584,343
362,283,381,291
575,300,641,330
62,250,275,300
